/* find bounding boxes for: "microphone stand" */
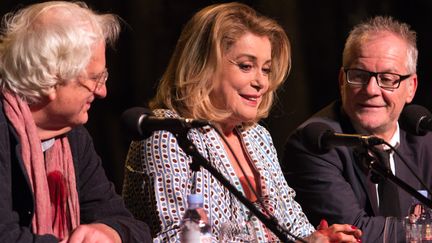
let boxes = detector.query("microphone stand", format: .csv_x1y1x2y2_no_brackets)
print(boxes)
361,148,432,208
175,130,300,243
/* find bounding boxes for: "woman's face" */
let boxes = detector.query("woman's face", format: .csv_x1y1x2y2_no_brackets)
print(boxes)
211,32,271,127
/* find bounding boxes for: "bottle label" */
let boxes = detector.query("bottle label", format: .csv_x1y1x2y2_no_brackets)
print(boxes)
180,219,212,243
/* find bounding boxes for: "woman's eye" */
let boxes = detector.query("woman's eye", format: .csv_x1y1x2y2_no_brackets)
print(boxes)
238,63,252,71
262,67,271,75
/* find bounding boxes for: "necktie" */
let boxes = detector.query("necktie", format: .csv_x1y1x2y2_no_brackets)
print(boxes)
376,149,401,217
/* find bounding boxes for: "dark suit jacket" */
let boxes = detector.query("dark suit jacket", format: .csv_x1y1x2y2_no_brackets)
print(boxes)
0,100,151,242
283,101,432,242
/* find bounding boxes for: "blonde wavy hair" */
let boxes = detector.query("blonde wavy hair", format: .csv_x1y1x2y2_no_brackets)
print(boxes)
0,1,120,104
150,2,291,125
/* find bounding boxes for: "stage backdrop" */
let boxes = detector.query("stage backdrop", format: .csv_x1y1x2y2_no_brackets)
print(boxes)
1,0,431,193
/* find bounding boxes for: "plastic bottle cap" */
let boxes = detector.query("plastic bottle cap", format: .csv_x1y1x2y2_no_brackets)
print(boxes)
419,190,428,198
187,194,204,204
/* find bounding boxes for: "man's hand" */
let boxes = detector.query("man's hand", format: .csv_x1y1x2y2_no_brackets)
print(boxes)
60,223,121,243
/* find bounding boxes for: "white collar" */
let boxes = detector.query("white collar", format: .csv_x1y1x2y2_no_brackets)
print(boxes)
41,138,55,152
385,123,400,151
352,122,400,151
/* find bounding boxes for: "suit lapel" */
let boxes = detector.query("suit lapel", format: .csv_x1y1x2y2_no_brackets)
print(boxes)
392,133,419,217
337,105,381,216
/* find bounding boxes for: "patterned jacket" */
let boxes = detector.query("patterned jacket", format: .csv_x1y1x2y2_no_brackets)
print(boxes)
123,109,315,242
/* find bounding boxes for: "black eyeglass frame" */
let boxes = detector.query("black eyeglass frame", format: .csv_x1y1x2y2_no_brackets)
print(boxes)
343,68,412,90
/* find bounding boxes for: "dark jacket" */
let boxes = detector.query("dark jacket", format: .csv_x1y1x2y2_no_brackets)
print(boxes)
283,101,432,242
0,100,151,242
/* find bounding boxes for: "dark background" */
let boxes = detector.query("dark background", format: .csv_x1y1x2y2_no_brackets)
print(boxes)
1,0,431,193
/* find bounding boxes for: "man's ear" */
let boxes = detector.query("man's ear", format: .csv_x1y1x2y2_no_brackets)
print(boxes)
406,74,418,103
338,67,345,87
338,67,346,98
47,86,57,101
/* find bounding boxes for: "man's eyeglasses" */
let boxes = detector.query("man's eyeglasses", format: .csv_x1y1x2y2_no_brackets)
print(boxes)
344,68,412,90
79,68,109,92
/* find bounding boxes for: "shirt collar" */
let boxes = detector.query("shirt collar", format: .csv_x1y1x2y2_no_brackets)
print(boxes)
352,122,400,151
41,138,55,152
385,123,400,151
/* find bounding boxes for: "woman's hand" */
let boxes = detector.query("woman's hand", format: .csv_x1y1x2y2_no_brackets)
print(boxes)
303,219,362,243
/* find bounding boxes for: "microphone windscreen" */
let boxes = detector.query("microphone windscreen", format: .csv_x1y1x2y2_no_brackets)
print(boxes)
301,122,334,154
399,104,432,136
121,107,153,140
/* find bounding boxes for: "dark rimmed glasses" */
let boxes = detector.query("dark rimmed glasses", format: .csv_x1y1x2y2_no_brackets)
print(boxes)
344,68,412,90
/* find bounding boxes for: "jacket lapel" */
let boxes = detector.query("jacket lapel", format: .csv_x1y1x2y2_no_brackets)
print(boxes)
337,105,381,216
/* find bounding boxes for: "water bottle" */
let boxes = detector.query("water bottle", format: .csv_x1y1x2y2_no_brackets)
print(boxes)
407,190,432,241
408,191,432,223
180,194,212,243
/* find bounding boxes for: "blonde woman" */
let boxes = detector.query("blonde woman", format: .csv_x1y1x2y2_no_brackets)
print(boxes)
123,2,361,242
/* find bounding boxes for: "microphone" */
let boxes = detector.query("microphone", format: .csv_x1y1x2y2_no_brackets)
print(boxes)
301,122,385,154
121,107,211,140
399,104,432,136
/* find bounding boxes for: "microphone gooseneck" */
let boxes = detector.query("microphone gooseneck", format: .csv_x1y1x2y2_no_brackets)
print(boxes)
301,122,384,154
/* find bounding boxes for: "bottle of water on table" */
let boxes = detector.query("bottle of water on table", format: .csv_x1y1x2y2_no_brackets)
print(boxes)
406,190,432,242
180,194,212,243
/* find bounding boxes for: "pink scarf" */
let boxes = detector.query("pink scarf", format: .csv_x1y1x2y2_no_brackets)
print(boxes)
2,92,80,239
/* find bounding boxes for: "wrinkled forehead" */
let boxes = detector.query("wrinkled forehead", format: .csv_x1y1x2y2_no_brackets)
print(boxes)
347,32,409,65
